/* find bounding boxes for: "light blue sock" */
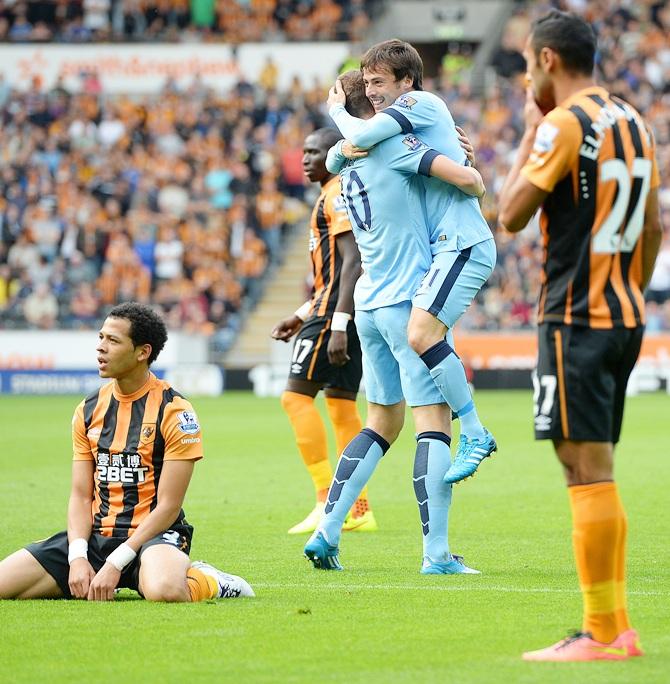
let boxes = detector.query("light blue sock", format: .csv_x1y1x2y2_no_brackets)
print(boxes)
320,428,389,546
420,340,485,439
413,431,453,562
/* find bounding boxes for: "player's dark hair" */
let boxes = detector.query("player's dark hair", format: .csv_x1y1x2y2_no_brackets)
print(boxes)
312,127,343,150
361,39,423,90
339,70,375,118
531,10,596,76
108,302,167,366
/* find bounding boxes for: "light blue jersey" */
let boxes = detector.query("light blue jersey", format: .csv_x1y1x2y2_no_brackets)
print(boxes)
326,134,437,311
330,91,492,253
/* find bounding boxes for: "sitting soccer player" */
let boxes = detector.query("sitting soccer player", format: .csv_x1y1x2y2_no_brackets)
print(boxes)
328,40,498,484
0,302,253,602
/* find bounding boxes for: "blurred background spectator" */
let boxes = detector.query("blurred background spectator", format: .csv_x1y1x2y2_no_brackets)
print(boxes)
0,70,317,343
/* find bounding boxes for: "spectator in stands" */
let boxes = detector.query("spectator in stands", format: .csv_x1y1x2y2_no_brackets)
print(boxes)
23,282,59,329
69,281,101,327
255,175,285,264
153,225,184,284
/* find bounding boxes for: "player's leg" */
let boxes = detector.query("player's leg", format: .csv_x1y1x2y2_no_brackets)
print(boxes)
387,314,480,575
524,326,643,661
138,543,192,602
324,326,376,531
304,308,404,569
304,401,401,569
409,240,497,483
411,404,454,569
324,387,376,532
0,549,64,599
322,308,406,548
280,317,333,533
137,529,253,602
281,378,332,534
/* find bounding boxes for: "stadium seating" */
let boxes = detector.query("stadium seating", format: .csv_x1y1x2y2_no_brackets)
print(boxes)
1,0,668,345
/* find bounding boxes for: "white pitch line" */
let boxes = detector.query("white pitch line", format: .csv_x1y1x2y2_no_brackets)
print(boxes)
253,582,666,597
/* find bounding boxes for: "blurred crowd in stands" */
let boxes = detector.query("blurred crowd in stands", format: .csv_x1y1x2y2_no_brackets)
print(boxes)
0,0,377,43
0,65,323,347
0,0,669,344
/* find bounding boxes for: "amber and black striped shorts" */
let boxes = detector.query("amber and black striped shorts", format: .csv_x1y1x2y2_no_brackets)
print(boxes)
287,315,362,393
25,523,193,598
533,323,644,443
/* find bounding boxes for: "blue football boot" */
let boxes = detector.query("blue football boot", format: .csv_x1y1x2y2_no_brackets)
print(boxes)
304,530,343,570
420,554,481,575
444,429,497,484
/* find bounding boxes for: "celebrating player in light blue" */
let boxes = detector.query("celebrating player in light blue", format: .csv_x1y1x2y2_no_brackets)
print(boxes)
328,40,498,484
304,70,485,574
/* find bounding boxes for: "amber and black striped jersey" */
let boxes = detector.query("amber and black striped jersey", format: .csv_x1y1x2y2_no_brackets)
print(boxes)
308,176,354,318
521,86,660,329
72,373,203,538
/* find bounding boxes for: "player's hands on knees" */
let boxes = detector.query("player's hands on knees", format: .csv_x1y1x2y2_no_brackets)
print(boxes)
456,126,475,166
327,79,346,109
68,558,96,599
327,331,350,367
271,315,303,342
342,140,368,160
87,563,121,601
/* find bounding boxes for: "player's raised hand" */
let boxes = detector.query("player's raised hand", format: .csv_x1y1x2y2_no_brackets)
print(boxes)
87,562,121,601
456,126,475,166
341,140,368,160
524,87,545,130
327,78,347,109
271,315,303,342
327,330,350,367
68,558,95,599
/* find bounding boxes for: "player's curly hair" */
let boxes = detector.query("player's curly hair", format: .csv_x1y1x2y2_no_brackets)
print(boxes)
339,70,375,118
108,302,167,366
531,10,596,76
360,39,423,90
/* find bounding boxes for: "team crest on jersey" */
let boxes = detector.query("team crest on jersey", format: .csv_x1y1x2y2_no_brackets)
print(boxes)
140,424,155,442
395,94,417,110
533,121,559,154
402,134,423,151
177,411,200,434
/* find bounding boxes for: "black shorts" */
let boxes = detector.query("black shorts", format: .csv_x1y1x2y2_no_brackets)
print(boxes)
288,315,362,393
534,323,644,443
25,523,193,599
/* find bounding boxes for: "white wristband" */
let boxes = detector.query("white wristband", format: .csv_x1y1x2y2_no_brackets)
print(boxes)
67,538,89,565
331,311,352,332
294,301,312,322
106,542,137,571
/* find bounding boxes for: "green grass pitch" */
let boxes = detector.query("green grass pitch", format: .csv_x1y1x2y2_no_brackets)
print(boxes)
0,390,668,683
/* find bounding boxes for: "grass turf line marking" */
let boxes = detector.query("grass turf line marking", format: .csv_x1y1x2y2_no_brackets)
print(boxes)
253,582,666,596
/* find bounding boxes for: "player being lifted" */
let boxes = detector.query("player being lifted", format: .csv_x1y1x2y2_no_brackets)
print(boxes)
304,70,485,573
272,128,377,535
498,11,662,661
0,302,253,602
328,40,497,484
